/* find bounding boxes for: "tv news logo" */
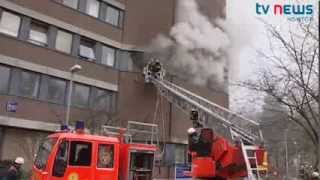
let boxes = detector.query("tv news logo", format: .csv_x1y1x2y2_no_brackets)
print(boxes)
256,2,314,21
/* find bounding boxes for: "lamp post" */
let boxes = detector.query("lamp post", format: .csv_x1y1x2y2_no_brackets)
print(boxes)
65,64,82,126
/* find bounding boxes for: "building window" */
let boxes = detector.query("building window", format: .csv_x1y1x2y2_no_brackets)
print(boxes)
55,30,73,54
105,6,120,26
97,144,114,168
10,69,40,98
79,38,96,61
0,65,11,93
28,21,48,46
0,11,21,37
86,0,100,18
72,83,90,107
90,87,111,111
101,45,115,67
39,75,67,104
175,144,187,164
69,141,92,166
62,0,78,9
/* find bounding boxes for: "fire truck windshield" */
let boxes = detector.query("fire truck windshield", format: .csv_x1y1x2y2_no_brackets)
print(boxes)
34,137,57,170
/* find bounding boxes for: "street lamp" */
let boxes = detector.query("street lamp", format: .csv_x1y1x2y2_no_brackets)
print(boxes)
65,64,82,126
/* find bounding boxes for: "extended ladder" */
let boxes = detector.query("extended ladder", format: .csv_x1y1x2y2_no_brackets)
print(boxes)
231,129,261,180
143,60,265,179
151,78,263,144
241,144,261,180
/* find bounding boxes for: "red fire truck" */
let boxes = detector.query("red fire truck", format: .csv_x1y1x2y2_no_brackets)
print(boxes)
32,60,268,180
32,121,157,180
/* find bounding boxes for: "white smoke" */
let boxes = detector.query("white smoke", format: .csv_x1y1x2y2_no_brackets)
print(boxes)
147,0,231,88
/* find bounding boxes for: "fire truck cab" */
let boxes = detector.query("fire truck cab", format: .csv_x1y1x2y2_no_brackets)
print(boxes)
32,122,157,180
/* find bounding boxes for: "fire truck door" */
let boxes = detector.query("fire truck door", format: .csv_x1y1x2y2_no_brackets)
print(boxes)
50,141,93,180
50,140,69,180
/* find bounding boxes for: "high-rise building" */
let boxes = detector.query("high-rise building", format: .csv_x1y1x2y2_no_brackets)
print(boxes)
0,0,227,178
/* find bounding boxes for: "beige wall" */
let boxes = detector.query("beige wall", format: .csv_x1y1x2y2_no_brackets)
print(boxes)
1,128,49,170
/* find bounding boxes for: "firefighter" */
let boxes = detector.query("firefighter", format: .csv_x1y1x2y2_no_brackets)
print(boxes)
4,157,24,180
311,169,320,180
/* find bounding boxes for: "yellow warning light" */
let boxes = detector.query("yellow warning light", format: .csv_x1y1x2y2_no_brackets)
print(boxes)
68,173,79,180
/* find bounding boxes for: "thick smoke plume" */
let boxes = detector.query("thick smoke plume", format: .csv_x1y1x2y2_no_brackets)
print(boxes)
147,0,230,88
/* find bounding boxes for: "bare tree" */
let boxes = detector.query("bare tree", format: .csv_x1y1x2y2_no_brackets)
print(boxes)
85,93,119,134
241,18,319,168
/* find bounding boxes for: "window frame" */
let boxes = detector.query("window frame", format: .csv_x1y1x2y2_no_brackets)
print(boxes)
86,0,100,18
55,29,73,54
68,141,93,167
71,82,91,108
9,68,41,99
0,10,21,37
52,139,69,177
39,75,67,105
79,37,97,61
28,20,49,47
89,87,111,111
105,5,121,27
34,137,58,171
97,144,115,169
101,45,116,67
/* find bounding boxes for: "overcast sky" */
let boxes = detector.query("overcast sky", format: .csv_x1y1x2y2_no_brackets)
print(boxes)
226,0,318,112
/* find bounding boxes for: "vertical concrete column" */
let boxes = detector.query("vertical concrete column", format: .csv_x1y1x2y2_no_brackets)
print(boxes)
71,34,81,57
95,42,103,64
47,26,58,49
99,3,107,21
78,0,87,13
18,16,31,41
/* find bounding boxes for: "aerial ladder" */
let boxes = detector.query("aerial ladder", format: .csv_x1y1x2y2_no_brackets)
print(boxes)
143,60,267,180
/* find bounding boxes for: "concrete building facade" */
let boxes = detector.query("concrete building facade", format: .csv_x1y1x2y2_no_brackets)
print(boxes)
0,0,227,178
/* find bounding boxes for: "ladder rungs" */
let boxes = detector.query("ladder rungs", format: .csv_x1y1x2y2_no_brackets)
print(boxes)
243,145,259,150
248,157,257,159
